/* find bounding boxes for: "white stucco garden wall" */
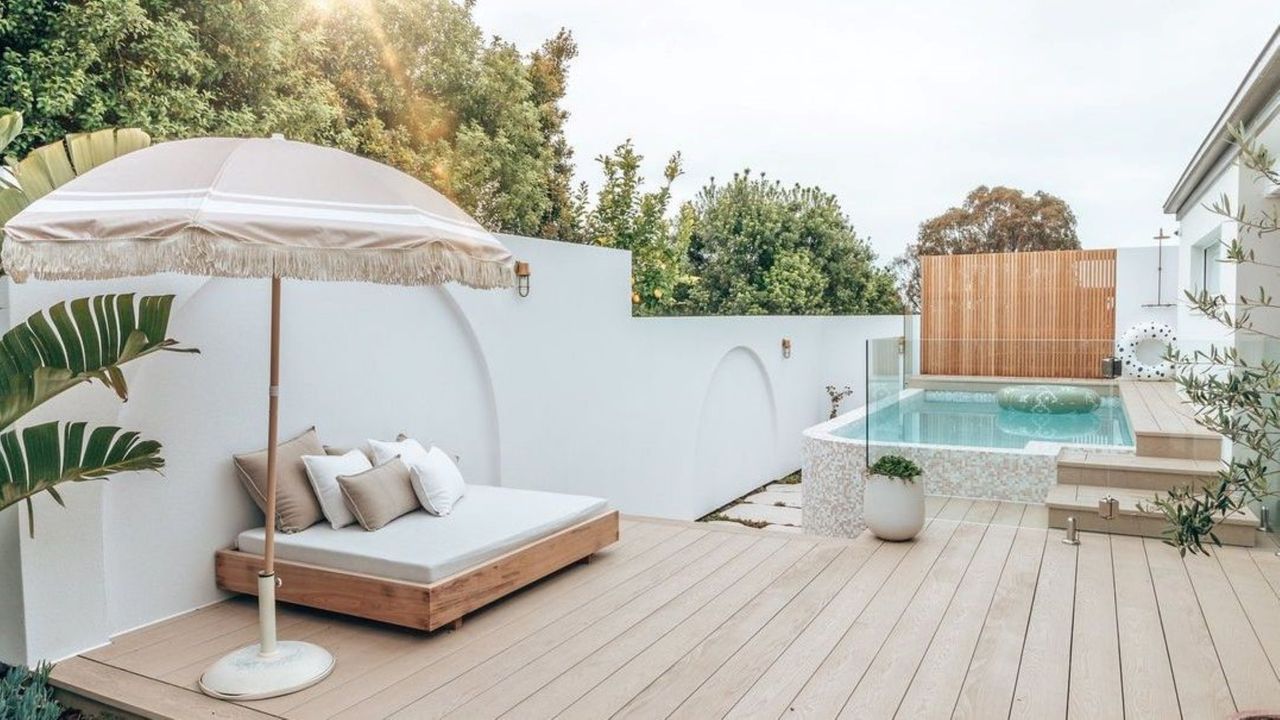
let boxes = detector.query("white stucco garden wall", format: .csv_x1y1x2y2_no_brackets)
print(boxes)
1114,244,1178,343
0,234,902,665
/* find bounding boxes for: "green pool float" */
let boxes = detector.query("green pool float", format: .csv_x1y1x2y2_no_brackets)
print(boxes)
996,384,1101,414
997,409,1102,439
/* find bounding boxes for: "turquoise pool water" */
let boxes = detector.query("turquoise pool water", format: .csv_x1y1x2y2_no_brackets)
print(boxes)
834,390,1134,450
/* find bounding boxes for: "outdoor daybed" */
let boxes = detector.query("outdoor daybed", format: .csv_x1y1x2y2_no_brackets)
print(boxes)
216,485,618,631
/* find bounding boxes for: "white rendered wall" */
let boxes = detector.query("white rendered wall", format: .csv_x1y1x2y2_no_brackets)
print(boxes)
1239,110,1280,352
0,235,901,664
0,278,25,664
1114,244,1179,342
1175,161,1240,355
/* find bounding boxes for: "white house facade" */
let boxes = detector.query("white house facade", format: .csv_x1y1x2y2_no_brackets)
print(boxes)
1164,27,1280,361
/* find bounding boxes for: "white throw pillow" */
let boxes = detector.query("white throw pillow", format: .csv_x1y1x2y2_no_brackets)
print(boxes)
368,437,431,469
409,447,467,516
301,450,372,529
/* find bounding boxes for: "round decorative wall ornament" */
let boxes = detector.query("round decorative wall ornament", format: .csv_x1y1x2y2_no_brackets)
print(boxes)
1116,321,1176,380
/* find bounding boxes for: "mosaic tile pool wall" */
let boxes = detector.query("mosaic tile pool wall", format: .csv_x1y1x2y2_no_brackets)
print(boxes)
801,388,1132,538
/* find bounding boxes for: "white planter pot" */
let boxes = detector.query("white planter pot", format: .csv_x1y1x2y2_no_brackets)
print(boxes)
864,473,925,541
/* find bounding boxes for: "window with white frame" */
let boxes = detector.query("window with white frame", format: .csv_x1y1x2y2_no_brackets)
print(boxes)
1191,228,1222,296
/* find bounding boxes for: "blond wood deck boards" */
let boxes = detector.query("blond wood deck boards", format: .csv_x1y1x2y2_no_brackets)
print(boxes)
1119,380,1222,459
54,513,1280,719
1067,533,1123,720
1111,535,1180,720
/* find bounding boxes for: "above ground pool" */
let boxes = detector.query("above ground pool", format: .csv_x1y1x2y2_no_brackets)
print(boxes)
802,384,1137,537
832,389,1133,450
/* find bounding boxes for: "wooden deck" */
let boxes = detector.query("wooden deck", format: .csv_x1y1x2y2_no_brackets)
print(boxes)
1118,380,1221,459
53,502,1280,719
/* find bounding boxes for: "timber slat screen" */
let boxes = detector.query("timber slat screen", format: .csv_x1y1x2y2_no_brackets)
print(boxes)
921,249,1116,378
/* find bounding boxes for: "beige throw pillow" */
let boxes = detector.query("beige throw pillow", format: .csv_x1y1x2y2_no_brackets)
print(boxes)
302,450,372,529
233,427,325,533
323,444,373,463
338,459,418,531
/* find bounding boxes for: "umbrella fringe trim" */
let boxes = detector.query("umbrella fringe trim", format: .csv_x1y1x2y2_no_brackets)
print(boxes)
2,233,517,289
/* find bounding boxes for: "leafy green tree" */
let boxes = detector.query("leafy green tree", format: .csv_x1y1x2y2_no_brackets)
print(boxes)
527,29,582,242
578,140,695,316
172,0,351,146
0,0,216,156
1154,124,1279,555
268,0,569,237
686,171,901,316
894,185,1080,310
761,250,827,314
0,0,578,239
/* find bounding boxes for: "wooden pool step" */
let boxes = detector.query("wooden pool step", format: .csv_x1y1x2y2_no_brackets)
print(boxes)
1046,483,1258,547
1119,381,1222,460
1057,448,1220,492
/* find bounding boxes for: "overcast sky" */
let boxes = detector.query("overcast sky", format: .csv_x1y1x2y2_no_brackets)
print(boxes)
473,1,1280,263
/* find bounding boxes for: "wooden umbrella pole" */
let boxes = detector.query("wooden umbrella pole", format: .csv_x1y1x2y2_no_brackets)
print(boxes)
257,276,283,656
263,276,282,576
200,274,333,694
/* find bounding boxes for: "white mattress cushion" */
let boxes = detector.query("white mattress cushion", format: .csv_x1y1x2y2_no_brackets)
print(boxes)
236,484,609,584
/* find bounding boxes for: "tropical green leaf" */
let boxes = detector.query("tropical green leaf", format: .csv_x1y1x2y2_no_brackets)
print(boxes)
0,421,164,536
0,110,22,157
0,186,28,217
7,128,152,204
0,294,197,430
65,128,151,177
9,140,74,201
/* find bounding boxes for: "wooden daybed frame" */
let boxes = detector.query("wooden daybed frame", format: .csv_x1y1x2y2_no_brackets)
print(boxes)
215,509,619,632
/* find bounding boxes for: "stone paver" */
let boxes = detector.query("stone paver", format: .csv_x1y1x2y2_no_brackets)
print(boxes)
743,490,802,508
721,502,802,527
766,482,803,493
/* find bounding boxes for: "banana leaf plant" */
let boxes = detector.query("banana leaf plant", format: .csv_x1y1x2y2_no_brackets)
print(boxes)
0,111,195,536
0,294,196,535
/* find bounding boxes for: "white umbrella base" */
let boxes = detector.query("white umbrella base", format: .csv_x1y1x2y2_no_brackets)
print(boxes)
198,641,335,700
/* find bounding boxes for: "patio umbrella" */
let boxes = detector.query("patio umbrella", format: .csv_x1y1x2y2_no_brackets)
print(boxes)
2,135,515,700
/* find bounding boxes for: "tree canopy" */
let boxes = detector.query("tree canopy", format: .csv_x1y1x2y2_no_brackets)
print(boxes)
575,141,696,316
0,0,902,318
573,152,902,317
894,185,1080,309
685,172,901,315
0,0,576,238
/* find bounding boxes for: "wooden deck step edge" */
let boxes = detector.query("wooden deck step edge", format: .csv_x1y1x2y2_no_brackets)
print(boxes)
1046,505,1257,548
50,656,278,720
1045,484,1258,526
1056,449,1219,476
1049,479,1259,545
1135,433,1222,461
1118,381,1220,440
1046,483,1258,548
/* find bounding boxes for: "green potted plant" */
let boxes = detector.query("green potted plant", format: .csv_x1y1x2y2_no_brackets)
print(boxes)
865,454,924,541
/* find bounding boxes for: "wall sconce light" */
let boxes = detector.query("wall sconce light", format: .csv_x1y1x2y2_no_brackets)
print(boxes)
514,261,531,298
781,338,792,359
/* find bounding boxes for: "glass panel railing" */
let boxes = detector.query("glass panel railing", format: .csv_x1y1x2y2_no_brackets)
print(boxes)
902,314,919,382
865,335,906,467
